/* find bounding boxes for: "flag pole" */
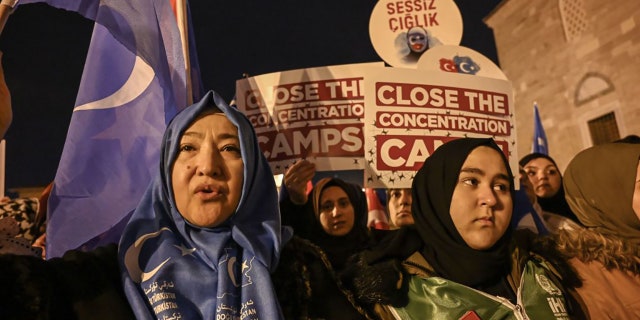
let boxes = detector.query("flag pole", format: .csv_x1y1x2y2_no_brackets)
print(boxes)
174,0,193,106
0,0,15,195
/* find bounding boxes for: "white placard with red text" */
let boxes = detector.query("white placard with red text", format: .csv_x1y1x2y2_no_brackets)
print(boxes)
235,62,384,175
363,67,517,188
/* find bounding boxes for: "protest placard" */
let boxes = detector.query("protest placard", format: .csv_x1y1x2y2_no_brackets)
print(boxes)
363,67,516,188
236,62,384,175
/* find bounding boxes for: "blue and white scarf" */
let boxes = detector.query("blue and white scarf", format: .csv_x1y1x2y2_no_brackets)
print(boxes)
119,91,290,319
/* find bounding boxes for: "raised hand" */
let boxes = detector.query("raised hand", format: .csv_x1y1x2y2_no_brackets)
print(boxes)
283,160,316,205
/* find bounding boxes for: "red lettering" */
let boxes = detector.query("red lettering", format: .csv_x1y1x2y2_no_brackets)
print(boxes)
376,136,511,171
375,82,509,115
257,124,363,162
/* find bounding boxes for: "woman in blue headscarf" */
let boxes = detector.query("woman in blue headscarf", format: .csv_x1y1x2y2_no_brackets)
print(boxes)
119,91,290,319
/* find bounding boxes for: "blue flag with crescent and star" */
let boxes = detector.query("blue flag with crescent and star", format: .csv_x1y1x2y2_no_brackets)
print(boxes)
18,0,203,258
532,102,548,155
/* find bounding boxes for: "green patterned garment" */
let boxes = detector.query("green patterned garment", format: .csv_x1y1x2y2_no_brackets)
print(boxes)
390,258,570,320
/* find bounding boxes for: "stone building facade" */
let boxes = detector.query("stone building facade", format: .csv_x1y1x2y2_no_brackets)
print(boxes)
485,0,640,170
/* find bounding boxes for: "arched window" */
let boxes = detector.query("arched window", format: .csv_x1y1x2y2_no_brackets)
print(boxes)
574,72,614,106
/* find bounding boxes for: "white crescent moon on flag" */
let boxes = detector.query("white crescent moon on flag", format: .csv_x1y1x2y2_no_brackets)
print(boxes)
459,62,473,73
124,227,172,284
74,56,155,112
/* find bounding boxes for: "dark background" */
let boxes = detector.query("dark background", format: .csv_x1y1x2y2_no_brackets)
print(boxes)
0,0,501,190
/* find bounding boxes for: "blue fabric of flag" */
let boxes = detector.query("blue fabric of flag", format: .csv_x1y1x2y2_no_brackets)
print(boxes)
18,0,203,258
119,91,290,319
511,188,549,235
532,104,548,155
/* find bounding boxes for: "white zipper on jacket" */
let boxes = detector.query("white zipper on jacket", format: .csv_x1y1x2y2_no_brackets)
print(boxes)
515,269,529,320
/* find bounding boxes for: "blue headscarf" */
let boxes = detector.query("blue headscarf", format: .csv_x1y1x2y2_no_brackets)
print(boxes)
119,91,290,319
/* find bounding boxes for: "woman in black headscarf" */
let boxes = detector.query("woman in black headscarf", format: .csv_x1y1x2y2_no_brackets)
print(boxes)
274,169,374,319
301,178,370,268
520,153,581,226
343,138,585,319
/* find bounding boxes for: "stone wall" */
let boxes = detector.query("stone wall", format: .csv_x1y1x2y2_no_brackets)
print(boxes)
485,0,640,170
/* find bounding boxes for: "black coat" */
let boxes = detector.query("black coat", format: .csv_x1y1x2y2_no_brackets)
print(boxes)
0,244,134,320
272,236,374,320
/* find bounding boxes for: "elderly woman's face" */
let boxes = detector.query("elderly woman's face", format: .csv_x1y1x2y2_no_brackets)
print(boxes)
523,157,561,198
171,112,244,228
318,186,355,236
450,146,512,250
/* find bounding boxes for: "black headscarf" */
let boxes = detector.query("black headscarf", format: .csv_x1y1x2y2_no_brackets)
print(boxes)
305,178,371,269
366,138,515,290
413,138,514,288
519,153,580,223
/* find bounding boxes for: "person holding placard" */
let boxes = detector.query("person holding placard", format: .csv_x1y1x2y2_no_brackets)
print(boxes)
274,160,375,319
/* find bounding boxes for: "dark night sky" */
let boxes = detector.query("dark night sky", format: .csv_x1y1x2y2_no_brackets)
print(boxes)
0,0,500,190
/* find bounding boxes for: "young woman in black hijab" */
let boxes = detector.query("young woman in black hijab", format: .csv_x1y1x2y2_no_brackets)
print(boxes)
520,153,581,224
274,171,374,319
342,138,585,319
282,177,371,264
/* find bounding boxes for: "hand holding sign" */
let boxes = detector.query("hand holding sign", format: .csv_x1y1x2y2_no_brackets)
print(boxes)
283,160,316,205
